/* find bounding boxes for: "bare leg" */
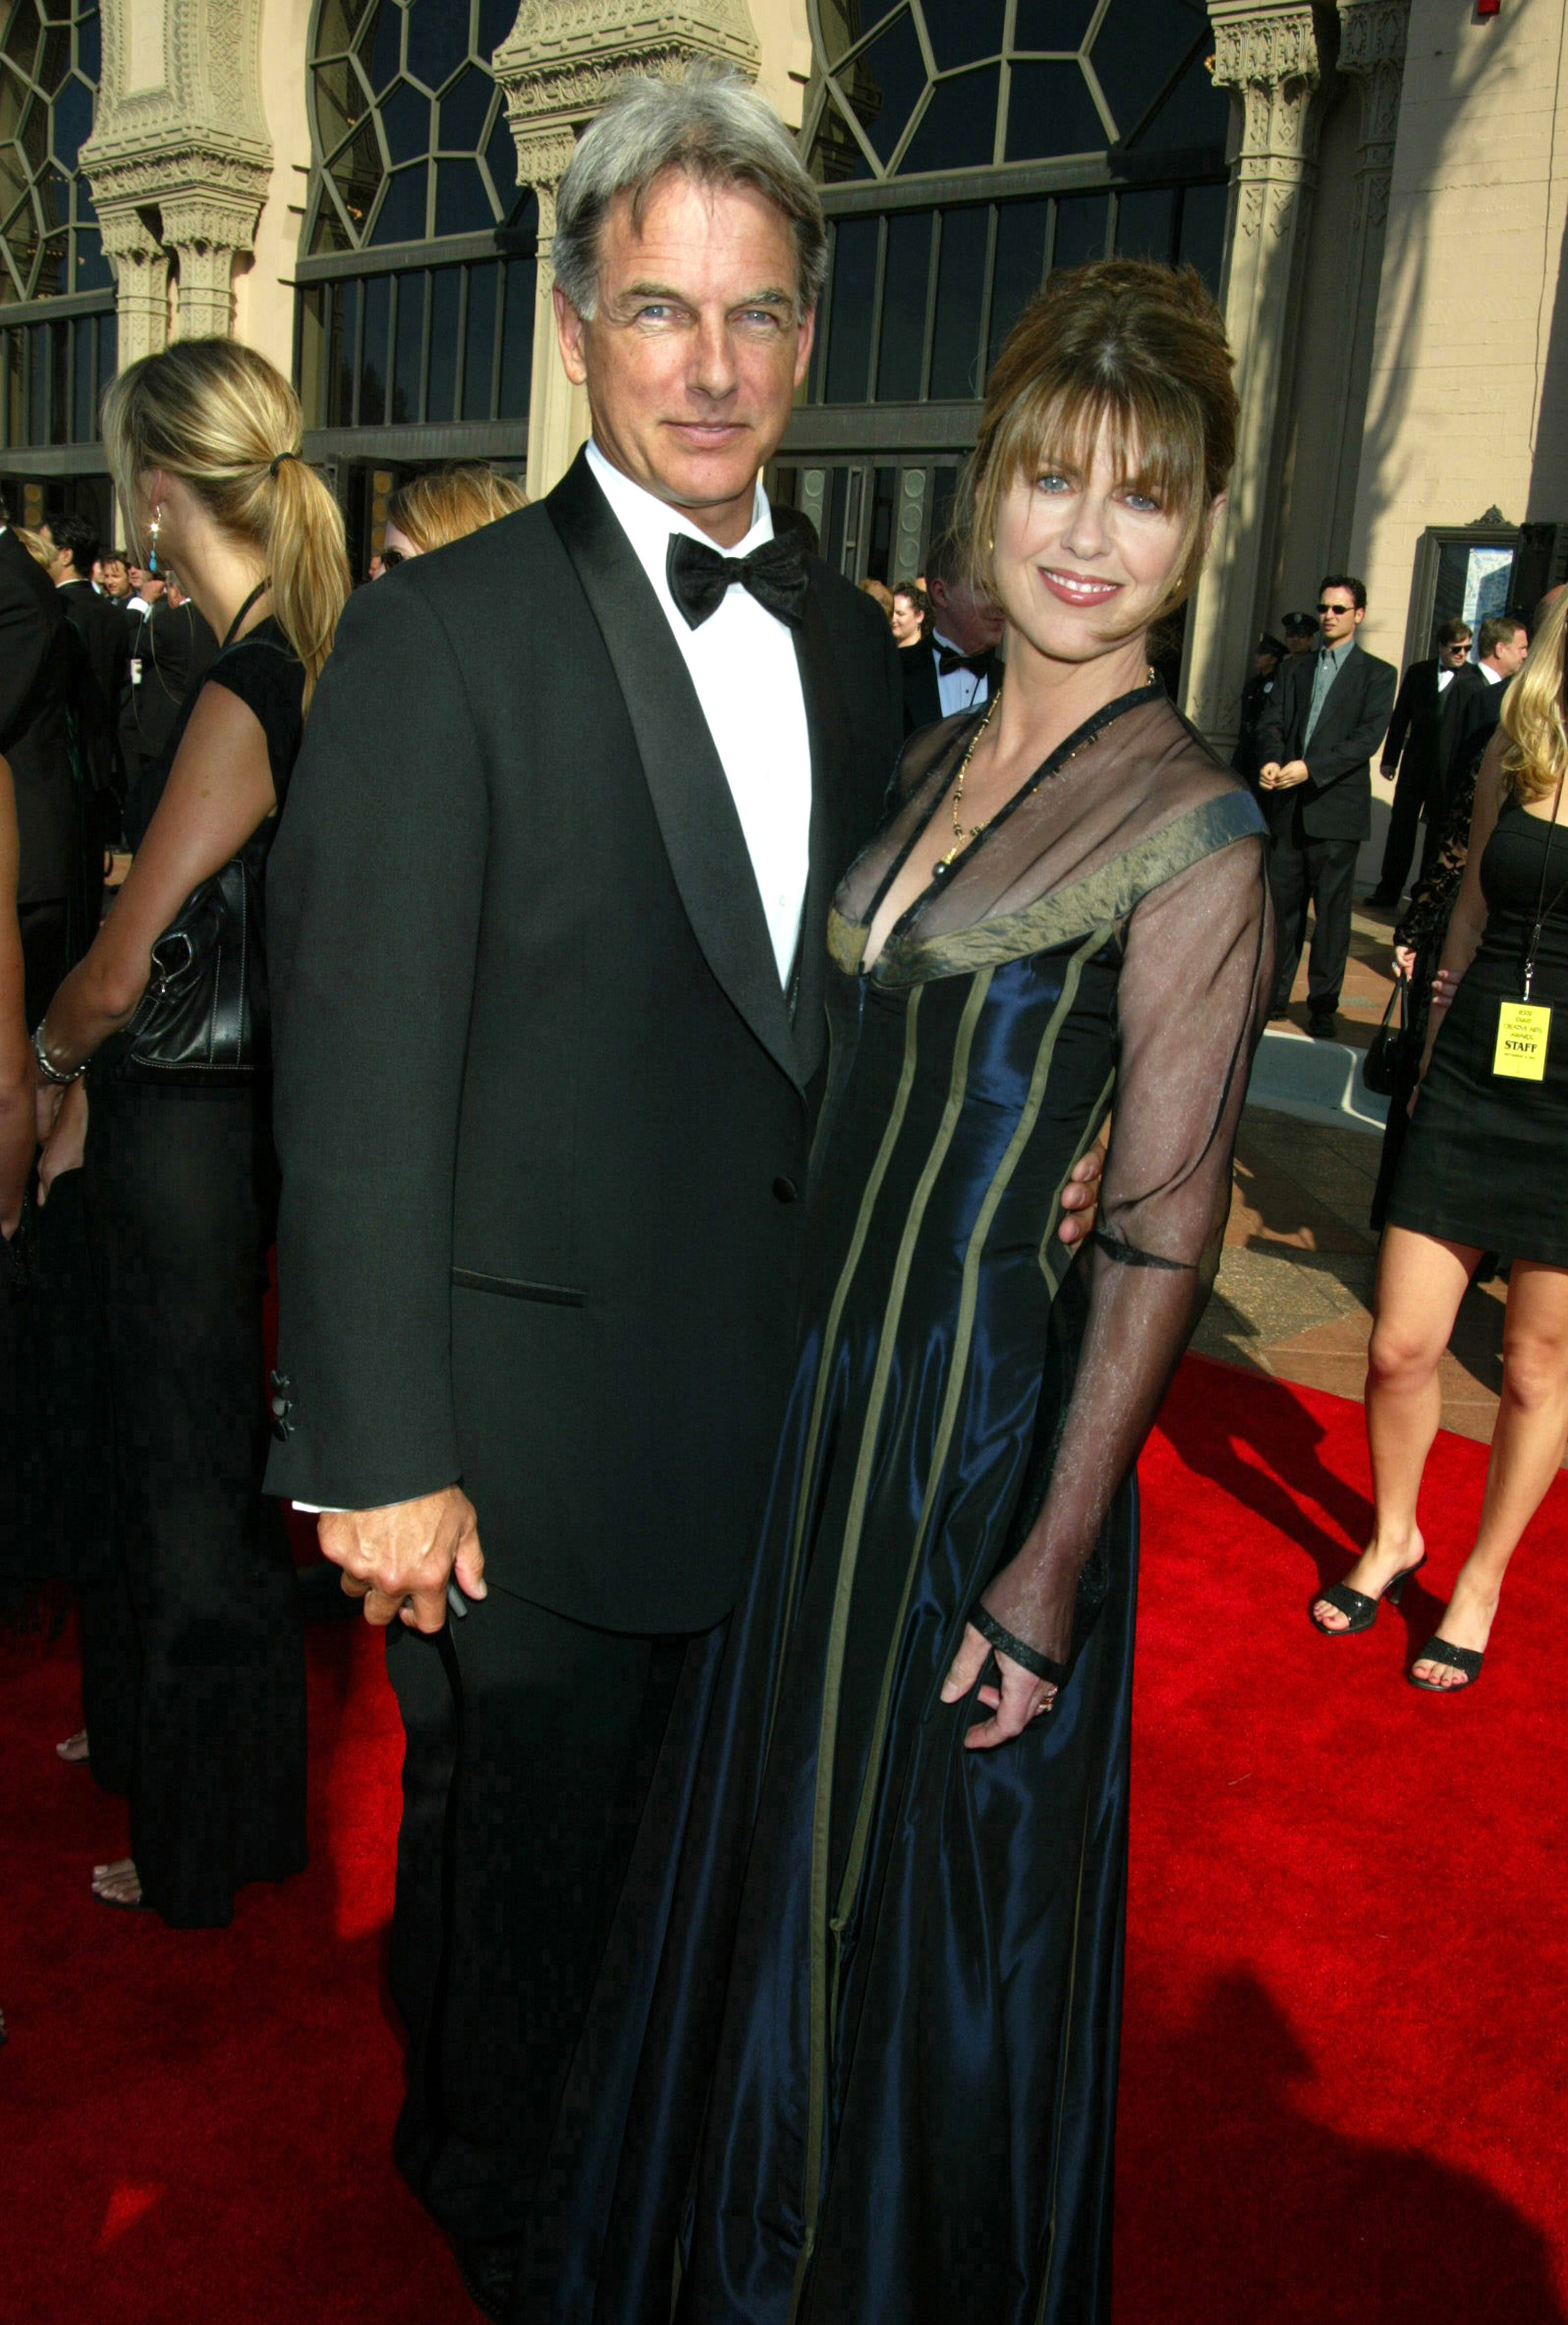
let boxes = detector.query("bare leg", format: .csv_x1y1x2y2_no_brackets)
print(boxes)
1413,1259,1568,1686
1312,1227,1480,1629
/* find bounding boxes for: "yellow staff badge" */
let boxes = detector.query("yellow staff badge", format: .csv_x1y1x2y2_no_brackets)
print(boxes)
1494,1003,1551,1081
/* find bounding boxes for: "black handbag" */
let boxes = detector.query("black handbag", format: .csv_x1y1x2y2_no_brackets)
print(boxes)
1361,969,1411,1097
117,823,273,1079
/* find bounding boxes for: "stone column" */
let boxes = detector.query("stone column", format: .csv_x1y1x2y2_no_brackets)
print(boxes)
1184,2,1329,752
96,205,171,364
163,189,266,339
1322,0,1410,567
492,1,763,497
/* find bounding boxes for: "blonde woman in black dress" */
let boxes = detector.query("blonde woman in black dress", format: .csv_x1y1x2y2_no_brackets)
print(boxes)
1312,597,1568,1688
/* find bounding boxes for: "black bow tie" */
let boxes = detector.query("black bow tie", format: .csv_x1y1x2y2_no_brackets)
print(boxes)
938,645,991,678
666,530,809,631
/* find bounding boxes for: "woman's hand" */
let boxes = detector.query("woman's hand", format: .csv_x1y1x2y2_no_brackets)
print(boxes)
1391,944,1416,980
37,1078,88,1204
1057,1122,1109,1247
940,1621,1058,1748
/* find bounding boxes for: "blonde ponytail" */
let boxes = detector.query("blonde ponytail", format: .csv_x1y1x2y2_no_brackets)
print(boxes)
102,338,351,709
1500,592,1568,807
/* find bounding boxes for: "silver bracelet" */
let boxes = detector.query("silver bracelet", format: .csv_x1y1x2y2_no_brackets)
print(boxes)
31,1024,85,1085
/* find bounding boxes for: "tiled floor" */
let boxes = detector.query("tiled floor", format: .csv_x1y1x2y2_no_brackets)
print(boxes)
1192,897,1511,1450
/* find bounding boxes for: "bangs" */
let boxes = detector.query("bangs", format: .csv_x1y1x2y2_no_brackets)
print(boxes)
1000,374,1204,517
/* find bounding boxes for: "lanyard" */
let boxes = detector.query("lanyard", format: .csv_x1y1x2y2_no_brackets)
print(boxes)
220,577,271,652
1521,774,1568,1002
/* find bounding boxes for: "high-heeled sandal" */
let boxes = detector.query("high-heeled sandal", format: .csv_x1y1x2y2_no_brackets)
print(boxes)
1409,1636,1483,1691
1310,1553,1425,1636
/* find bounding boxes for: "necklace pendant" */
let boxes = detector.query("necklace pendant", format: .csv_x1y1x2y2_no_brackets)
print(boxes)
933,845,960,877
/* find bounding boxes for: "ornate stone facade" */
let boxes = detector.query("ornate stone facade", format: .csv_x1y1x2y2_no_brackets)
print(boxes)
1323,0,1411,561
492,2,764,492
81,0,274,346
1184,1,1330,750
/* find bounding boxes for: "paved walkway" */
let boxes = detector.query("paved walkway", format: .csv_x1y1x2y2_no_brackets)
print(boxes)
1193,899,1510,1451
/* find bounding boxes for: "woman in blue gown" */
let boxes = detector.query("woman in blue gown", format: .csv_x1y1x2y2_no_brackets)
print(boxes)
520,258,1274,2325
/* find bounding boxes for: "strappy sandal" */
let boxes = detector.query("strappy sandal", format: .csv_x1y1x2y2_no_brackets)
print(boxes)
1311,1555,1425,1636
1409,1636,1483,1692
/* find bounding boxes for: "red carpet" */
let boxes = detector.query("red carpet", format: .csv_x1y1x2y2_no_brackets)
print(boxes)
2,1354,1565,2323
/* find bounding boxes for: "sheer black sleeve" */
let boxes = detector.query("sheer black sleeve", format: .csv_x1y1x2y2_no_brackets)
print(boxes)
976,828,1274,1671
1394,759,1479,953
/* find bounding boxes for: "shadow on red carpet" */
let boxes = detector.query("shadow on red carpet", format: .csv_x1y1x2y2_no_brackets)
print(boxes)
2,1354,1564,2322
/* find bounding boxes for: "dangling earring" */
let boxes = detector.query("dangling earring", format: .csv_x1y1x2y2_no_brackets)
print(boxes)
147,507,162,578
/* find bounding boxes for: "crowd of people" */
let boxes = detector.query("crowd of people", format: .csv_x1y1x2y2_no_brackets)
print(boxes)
2,58,1565,2325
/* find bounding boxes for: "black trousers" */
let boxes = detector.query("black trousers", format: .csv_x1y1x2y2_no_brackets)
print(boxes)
1267,832,1361,1015
79,1076,306,1926
387,1585,689,2253
1377,767,1430,900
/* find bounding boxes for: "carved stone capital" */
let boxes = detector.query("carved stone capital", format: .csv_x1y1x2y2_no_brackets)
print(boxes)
1209,2,1325,174
494,3,762,199
1336,0,1409,205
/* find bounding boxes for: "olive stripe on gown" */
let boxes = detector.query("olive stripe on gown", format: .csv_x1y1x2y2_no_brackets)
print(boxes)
513,689,1272,2325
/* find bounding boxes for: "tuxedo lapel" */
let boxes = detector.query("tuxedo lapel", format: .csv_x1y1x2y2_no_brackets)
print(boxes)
794,571,857,1085
547,450,802,1090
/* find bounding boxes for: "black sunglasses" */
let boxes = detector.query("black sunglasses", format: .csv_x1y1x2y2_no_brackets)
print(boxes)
380,546,408,570
1316,601,1356,615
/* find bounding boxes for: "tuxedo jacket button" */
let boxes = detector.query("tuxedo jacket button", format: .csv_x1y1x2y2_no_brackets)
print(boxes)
773,1176,799,1204
270,1413,294,1443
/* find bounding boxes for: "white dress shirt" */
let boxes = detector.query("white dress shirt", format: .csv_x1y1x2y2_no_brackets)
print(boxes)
586,439,812,985
931,628,991,720
1437,665,1455,694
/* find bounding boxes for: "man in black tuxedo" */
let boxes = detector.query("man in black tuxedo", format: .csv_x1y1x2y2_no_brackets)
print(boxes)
1428,613,1528,839
120,574,218,795
900,526,1002,734
265,72,916,2316
1256,572,1397,1036
40,512,132,846
1368,615,1473,905
0,509,79,1019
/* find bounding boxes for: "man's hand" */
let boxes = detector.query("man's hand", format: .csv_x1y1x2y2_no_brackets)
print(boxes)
36,1078,87,1205
318,1486,487,1633
1269,758,1310,790
1057,1122,1108,1247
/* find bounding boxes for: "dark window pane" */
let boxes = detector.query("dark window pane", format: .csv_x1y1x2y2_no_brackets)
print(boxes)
1115,185,1175,262
71,307,90,436
1004,60,1105,159
314,50,367,148
379,77,431,164
329,277,359,425
49,311,67,441
477,0,518,50
403,0,469,93
71,220,110,292
1052,191,1110,271
816,1,904,68
359,0,403,94
426,264,460,420
824,466,849,573
462,257,496,419
988,197,1050,369
371,161,429,245
1132,42,1229,149
48,71,90,167
928,204,987,399
920,0,1005,67
1088,0,1208,143
309,186,355,254
1013,0,1098,47
439,65,492,151
360,269,389,422
37,228,65,298
834,10,927,169
29,323,46,442
498,254,535,418
391,265,425,420
824,215,878,403
874,207,931,400
1177,180,1227,296
96,305,114,407
38,164,70,235
486,111,518,210
900,64,1000,174
435,156,492,235
868,464,898,581
810,91,878,186
328,116,385,237
75,6,99,82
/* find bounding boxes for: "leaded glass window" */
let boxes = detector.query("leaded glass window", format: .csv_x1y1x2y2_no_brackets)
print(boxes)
305,0,525,255
0,0,108,303
805,0,1226,182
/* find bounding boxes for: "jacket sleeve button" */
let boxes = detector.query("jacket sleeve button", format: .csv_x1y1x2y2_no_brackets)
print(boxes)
773,1176,799,1204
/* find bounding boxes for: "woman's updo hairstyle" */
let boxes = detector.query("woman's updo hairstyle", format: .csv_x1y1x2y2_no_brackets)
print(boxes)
962,259,1237,627
386,464,528,554
102,337,351,708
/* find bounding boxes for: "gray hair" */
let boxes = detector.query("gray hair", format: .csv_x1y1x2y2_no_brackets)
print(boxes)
552,65,827,323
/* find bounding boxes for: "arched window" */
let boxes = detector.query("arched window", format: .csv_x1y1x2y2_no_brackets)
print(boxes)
295,0,537,554
1,0,115,480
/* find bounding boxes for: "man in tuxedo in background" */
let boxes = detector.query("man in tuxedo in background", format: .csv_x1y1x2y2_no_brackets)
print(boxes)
0,503,79,1018
900,525,1003,733
1256,572,1397,1037
1368,614,1472,905
120,573,218,795
39,513,131,846
1428,613,1528,842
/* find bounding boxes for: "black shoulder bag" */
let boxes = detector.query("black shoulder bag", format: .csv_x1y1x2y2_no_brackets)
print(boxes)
1361,969,1411,1097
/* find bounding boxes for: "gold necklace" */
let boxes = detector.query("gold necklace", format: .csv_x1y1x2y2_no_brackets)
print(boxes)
933,666,1159,880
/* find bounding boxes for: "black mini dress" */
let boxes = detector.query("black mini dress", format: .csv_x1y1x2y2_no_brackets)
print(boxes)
1388,793,1568,1265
